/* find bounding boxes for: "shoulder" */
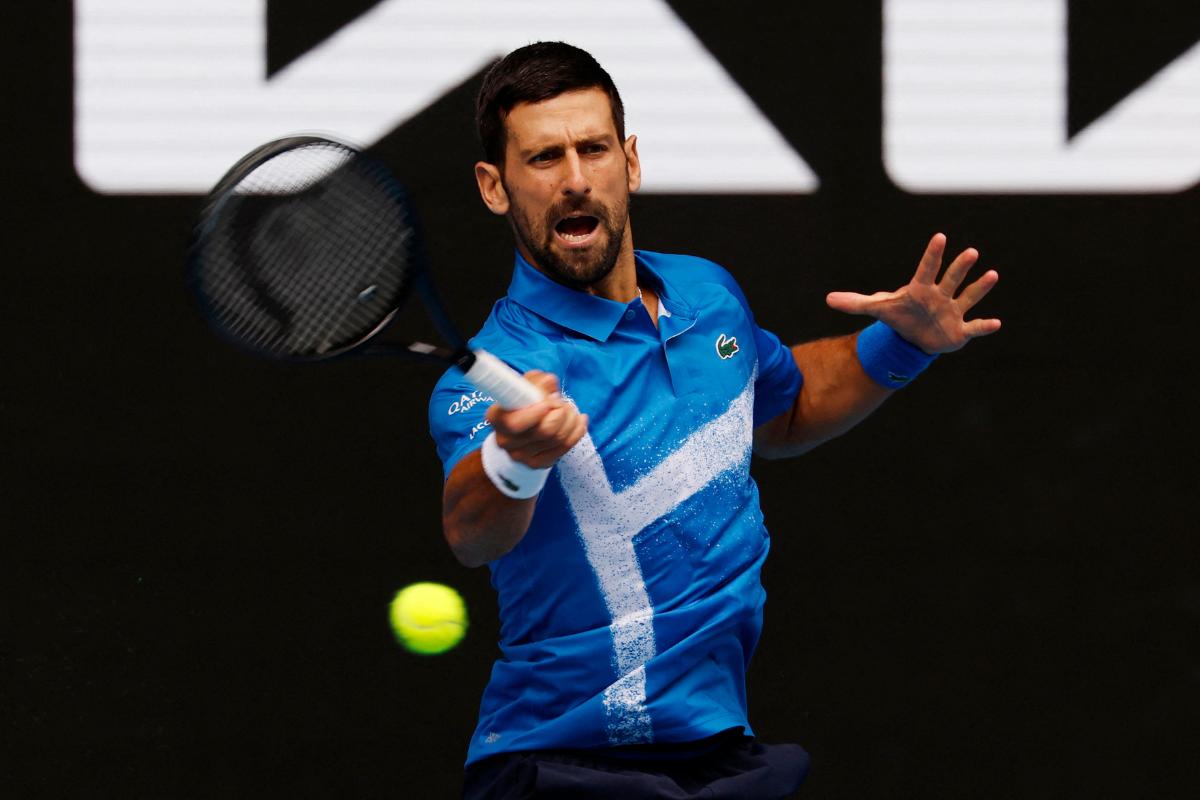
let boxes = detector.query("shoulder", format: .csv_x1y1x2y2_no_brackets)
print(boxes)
638,250,752,312
428,299,565,409
470,295,570,366
638,250,738,286
426,300,567,475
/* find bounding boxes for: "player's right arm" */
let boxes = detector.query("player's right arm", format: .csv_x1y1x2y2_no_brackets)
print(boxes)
442,371,587,567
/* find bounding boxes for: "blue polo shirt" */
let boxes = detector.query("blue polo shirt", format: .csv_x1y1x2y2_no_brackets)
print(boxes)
429,250,803,766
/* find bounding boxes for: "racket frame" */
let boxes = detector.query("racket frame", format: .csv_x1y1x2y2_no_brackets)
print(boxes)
186,135,544,409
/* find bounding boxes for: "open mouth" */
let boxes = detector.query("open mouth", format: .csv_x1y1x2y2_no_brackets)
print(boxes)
554,214,600,245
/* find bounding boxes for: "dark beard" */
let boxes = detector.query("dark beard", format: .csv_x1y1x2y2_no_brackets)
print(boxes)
509,193,628,290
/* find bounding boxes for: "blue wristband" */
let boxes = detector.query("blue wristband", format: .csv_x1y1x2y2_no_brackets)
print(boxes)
856,321,937,389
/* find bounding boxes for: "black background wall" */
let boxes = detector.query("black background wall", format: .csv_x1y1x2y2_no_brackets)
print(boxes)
6,2,1199,797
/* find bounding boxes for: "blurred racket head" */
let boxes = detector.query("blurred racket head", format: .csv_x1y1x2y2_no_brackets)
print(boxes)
187,136,423,360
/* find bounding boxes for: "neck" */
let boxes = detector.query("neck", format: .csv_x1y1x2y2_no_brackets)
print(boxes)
580,225,638,302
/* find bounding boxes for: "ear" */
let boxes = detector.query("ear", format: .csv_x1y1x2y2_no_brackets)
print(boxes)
624,135,641,193
475,161,509,216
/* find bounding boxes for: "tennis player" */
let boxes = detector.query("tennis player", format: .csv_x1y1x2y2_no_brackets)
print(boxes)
429,42,1000,799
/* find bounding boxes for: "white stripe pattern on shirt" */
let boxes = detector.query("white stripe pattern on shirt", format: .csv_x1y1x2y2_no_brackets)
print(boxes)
555,373,755,744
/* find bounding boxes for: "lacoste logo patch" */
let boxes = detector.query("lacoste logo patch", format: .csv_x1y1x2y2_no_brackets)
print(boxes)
715,334,739,359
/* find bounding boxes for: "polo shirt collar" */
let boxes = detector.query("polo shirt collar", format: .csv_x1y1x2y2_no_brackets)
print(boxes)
507,251,630,342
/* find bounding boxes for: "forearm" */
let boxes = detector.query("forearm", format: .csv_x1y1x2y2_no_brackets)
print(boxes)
753,332,891,459
442,449,538,567
439,370,587,567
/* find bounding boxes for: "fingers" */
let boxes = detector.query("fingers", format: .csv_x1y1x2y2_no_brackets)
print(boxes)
830,235,1000,350
827,290,890,315
485,370,558,432
560,412,589,457
485,393,554,433
920,235,998,319
523,370,560,396
507,404,589,469
825,291,867,314
962,317,1002,338
955,268,999,311
939,247,979,296
486,370,587,469
913,232,946,285
527,401,578,450
956,270,1001,340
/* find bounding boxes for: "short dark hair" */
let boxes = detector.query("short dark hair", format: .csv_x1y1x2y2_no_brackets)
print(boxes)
475,42,626,166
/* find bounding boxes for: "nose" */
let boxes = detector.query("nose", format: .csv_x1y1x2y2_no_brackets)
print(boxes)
561,150,590,196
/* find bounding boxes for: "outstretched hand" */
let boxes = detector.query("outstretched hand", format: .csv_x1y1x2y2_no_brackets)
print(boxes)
826,233,1001,354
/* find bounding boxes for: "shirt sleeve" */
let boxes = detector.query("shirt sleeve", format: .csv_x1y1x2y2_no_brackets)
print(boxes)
428,369,499,481
748,322,803,426
427,318,564,480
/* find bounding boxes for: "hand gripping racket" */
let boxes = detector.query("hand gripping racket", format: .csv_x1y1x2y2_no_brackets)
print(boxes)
186,136,543,410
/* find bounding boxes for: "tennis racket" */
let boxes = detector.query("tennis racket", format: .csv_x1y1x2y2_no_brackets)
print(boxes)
186,135,543,410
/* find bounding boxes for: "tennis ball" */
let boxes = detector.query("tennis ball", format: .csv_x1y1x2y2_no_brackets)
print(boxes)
389,582,468,655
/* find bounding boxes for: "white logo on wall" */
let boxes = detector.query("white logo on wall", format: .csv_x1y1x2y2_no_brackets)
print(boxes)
883,0,1200,192
73,0,816,194
74,0,1199,195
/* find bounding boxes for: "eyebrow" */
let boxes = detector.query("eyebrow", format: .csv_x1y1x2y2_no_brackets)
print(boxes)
518,132,616,160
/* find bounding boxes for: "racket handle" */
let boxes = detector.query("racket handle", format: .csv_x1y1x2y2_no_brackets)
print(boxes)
463,349,546,409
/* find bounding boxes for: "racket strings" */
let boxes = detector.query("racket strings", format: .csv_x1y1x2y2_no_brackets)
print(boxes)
293,183,409,353
195,141,414,358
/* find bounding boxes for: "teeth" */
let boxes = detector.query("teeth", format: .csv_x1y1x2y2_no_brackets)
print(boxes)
560,232,590,242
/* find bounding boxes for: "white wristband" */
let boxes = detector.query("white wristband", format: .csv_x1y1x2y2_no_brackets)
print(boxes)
480,432,550,500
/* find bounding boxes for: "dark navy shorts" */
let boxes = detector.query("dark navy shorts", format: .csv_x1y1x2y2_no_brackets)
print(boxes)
462,729,809,799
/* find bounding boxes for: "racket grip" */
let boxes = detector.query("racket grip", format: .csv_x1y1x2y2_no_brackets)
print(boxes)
463,349,545,409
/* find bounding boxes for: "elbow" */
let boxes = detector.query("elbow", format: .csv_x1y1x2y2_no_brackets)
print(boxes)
444,521,489,568
455,551,489,569
752,441,789,460
752,410,823,459
753,438,821,460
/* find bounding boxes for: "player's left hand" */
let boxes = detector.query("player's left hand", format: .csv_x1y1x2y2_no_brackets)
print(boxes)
825,233,1001,354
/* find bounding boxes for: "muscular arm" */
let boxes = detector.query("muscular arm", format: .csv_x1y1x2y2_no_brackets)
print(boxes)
754,233,1001,459
442,371,587,567
753,332,891,459
442,450,539,568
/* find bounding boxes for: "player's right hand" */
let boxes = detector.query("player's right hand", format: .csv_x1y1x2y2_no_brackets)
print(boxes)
485,371,588,469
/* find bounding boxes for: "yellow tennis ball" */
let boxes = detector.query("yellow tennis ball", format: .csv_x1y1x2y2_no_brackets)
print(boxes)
389,582,468,655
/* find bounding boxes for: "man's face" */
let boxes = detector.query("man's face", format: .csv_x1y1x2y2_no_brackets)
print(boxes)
480,88,641,289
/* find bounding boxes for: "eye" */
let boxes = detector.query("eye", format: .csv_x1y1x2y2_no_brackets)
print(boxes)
582,143,608,155
530,149,559,164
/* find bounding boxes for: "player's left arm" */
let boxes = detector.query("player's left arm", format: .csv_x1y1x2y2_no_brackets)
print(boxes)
754,233,1001,459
